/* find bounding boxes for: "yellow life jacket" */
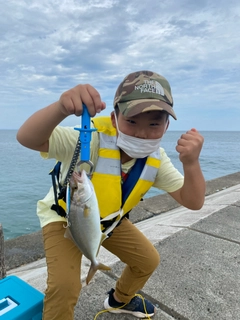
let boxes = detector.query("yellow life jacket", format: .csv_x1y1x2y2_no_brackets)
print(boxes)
50,116,161,235
91,117,161,233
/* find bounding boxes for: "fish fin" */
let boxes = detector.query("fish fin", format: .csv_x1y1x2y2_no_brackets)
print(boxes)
83,205,90,217
96,233,108,256
86,262,111,285
101,233,108,244
98,262,111,272
64,228,76,244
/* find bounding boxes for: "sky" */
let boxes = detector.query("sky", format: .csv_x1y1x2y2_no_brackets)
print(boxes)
0,0,239,131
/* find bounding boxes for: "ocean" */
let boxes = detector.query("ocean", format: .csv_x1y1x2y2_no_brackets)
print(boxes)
0,130,239,240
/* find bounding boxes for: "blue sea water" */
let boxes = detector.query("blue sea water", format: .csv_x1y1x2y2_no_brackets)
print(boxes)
0,130,239,240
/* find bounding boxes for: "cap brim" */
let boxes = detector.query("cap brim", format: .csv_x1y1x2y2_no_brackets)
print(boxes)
117,99,177,120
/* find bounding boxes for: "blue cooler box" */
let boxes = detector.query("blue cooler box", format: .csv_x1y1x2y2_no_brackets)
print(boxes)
0,275,44,320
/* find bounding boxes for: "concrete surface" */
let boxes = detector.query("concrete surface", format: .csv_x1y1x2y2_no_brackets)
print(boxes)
2,172,240,319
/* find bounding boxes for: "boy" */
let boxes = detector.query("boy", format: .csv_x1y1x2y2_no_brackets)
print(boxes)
17,70,205,319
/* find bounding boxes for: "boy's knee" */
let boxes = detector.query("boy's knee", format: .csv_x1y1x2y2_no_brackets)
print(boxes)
133,248,160,275
148,249,160,272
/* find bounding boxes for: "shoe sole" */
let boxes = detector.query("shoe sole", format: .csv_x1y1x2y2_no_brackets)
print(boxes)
104,297,155,318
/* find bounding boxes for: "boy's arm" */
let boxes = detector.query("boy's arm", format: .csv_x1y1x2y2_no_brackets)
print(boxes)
169,128,206,210
17,102,66,152
17,84,105,152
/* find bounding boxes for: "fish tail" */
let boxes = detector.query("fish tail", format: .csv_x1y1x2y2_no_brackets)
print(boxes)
86,262,111,285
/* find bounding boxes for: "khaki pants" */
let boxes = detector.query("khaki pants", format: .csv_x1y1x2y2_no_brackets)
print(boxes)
42,218,160,320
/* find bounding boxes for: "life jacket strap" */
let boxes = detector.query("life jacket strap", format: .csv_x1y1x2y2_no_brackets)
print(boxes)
50,134,81,217
121,157,147,205
101,209,124,237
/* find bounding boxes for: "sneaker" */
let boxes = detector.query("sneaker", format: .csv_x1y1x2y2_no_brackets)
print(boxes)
104,288,156,318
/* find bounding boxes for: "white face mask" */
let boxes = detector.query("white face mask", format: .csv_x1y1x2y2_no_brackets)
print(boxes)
114,113,162,158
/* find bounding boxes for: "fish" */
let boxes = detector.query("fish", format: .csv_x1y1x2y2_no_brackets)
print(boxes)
64,169,110,284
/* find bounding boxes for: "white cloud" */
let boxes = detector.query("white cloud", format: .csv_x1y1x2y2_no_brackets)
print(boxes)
0,0,239,130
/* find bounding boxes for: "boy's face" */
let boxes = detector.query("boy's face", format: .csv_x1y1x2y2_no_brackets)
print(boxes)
111,110,169,139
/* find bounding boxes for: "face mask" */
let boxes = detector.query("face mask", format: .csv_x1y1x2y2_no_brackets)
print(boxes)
114,113,162,158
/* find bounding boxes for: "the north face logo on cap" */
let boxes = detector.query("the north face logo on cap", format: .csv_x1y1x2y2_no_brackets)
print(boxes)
113,70,177,120
135,80,164,96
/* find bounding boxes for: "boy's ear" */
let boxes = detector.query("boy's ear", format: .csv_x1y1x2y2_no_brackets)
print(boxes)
111,111,116,128
164,119,170,133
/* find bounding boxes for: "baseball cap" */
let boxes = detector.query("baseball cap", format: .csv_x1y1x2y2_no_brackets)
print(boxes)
113,70,177,120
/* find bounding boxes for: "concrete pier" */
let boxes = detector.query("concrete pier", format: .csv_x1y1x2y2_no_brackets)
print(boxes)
2,172,240,319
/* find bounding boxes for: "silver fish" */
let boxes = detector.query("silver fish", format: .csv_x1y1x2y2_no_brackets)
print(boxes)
64,170,110,284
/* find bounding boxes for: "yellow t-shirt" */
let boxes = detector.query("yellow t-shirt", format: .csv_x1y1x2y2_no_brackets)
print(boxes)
37,124,184,228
